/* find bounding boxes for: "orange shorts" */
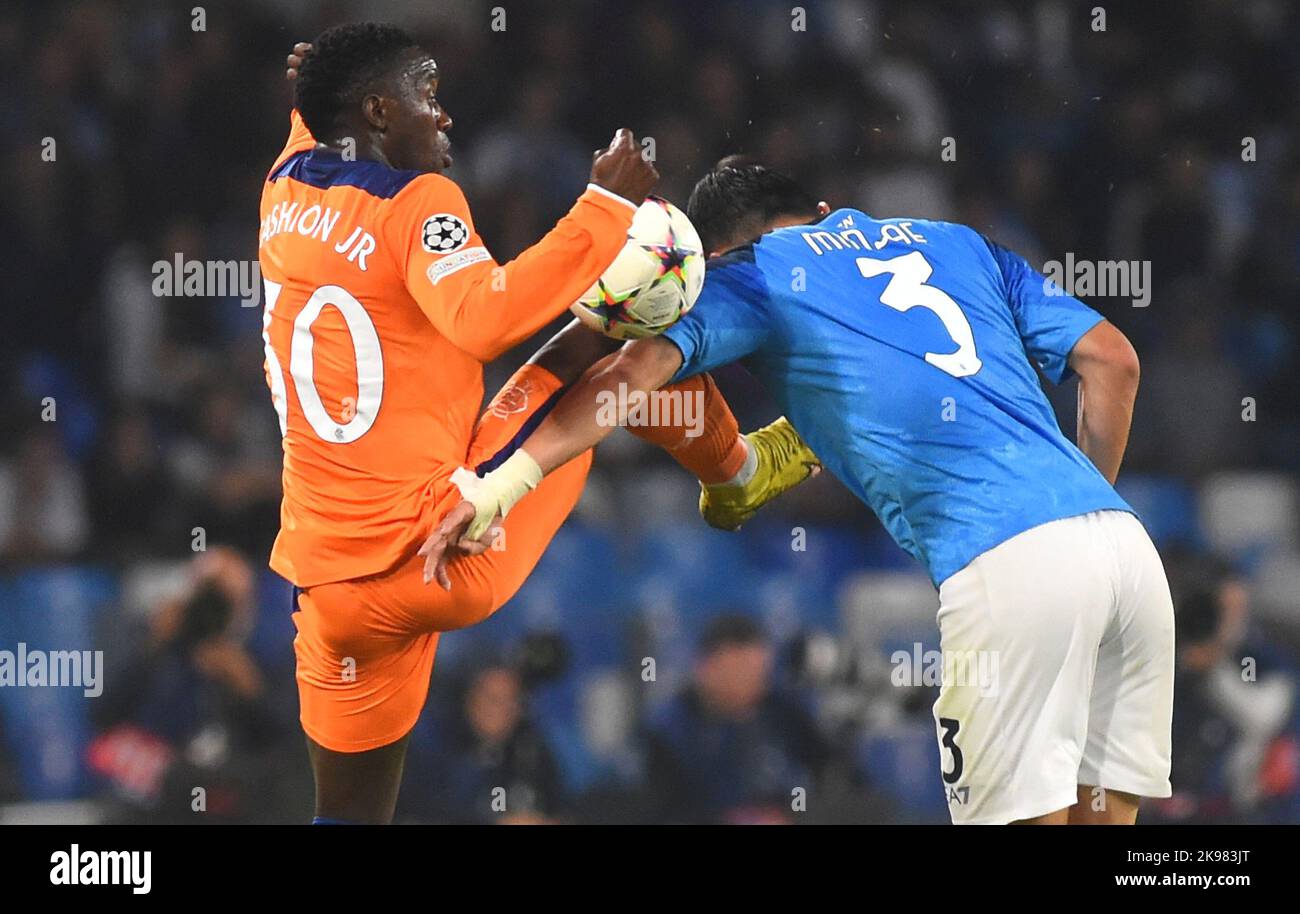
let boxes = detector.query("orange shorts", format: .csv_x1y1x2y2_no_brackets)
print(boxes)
291,364,591,752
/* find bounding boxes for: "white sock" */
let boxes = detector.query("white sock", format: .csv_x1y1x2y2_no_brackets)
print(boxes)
712,438,757,488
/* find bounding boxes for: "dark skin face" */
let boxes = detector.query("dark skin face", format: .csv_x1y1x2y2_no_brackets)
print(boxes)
329,48,454,174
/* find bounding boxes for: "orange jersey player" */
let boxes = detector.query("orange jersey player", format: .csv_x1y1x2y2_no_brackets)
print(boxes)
260,24,660,823
261,94,640,591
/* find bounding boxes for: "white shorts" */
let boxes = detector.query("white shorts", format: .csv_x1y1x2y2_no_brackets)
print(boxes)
932,509,1174,825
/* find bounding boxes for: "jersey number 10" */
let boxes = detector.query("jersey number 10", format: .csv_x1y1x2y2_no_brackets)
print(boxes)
856,251,983,378
262,279,385,443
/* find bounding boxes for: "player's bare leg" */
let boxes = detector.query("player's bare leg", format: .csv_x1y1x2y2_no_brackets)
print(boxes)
1068,785,1140,824
307,733,411,824
1010,807,1071,825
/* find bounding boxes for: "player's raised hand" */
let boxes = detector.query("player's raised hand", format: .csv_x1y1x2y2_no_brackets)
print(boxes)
285,42,312,80
590,129,658,204
418,500,501,590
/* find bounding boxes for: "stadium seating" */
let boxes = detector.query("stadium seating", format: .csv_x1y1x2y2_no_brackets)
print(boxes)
0,568,116,799
1199,472,1298,564
4,506,1300,814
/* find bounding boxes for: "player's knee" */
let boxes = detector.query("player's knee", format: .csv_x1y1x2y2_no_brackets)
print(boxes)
458,587,501,630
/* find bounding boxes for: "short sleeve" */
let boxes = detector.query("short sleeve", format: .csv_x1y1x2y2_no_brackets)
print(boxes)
984,237,1105,384
662,249,772,382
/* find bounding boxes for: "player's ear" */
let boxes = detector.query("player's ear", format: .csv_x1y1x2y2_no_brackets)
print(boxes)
817,201,831,215
361,94,388,132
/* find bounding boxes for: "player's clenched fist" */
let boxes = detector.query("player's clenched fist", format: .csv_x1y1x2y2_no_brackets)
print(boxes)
589,129,658,205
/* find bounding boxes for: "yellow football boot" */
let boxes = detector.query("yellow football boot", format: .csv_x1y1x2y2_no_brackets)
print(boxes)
700,416,821,531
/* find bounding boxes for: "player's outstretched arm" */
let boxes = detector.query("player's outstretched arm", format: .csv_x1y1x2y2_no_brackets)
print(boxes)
1069,320,1140,485
525,335,684,473
401,131,658,362
418,336,683,586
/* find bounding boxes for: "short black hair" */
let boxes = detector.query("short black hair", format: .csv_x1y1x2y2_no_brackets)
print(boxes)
686,155,821,253
294,22,423,140
698,613,767,656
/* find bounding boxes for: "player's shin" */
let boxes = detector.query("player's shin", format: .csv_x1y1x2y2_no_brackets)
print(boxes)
622,373,749,484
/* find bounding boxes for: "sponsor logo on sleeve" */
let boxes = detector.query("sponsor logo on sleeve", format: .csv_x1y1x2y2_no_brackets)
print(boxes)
425,246,492,285
421,213,471,254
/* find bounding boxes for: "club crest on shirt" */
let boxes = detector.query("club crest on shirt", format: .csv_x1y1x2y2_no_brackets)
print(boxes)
421,213,470,254
488,379,533,418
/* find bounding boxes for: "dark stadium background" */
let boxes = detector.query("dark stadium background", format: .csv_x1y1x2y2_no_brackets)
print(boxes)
0,0,1297,823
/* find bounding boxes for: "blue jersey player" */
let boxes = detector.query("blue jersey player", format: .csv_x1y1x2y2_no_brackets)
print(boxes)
425,158,1174,826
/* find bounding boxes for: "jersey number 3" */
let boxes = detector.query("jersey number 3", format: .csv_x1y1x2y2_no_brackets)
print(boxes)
857,251,983,378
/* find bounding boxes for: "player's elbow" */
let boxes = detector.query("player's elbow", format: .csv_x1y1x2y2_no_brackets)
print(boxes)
1073,321,1140,392
450,330,505,364
1099,329,1140,389
1105,331,1140,393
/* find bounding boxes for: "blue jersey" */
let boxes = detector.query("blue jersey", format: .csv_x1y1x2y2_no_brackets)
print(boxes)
663,209,1133,585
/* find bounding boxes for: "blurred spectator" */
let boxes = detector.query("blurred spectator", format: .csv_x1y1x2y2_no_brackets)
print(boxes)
168,386,281,560
641,614,835,823
399,662,566,824
0,424,88,567
86,547,307,823
85,406,184,563
1152,562,1299,823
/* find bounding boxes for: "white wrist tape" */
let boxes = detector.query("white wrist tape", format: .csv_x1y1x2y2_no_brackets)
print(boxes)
451,449,543,542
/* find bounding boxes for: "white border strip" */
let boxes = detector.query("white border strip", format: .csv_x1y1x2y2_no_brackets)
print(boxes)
585,183,640,212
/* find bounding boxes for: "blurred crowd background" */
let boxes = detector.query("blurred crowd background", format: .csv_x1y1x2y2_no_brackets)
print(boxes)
1,0,1298,823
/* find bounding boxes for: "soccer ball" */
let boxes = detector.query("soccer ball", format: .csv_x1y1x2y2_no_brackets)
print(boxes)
571,196,705,340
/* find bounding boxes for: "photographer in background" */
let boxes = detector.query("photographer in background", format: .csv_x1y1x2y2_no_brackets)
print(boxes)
88,548,307,822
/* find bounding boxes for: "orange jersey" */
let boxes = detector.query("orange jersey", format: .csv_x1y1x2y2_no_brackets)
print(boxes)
258,112,636,587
